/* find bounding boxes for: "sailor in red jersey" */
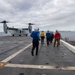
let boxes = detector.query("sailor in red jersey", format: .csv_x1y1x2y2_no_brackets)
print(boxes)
54,30,61,47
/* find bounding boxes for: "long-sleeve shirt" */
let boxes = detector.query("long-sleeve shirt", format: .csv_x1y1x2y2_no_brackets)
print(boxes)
30,31,40,40
46,32,52,38
54,32,60,39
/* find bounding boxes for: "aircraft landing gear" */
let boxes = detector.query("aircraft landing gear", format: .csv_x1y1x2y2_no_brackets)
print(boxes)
26,34,28,36
12,34,14,36
19,35,21,36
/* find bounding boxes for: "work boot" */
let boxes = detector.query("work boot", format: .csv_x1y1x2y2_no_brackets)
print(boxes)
36,51,38,56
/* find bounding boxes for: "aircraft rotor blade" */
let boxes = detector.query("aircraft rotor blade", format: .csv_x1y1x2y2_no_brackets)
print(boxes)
0,20,9,23
28,23,34,25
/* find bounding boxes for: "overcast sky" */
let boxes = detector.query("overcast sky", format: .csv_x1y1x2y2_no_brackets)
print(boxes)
0,0,75,32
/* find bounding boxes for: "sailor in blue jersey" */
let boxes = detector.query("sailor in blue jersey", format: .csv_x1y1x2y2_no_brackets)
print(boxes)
46,30,52,45
30,28,40,56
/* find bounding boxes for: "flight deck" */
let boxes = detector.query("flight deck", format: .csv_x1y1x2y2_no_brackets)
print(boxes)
0,36,75,75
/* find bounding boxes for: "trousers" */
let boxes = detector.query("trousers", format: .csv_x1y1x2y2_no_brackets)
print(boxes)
31,40,39,55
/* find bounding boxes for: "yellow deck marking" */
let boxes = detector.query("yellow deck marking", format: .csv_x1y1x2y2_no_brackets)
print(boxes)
0,62,6,68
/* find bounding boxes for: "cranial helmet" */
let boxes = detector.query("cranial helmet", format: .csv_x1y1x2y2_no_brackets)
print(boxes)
34,28,39,31
47,30,49,32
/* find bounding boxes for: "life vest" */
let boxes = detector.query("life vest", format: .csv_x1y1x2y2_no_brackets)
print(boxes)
40,32,45,37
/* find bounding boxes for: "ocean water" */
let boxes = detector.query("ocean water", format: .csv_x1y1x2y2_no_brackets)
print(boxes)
59,31,75,41
0,31,75,41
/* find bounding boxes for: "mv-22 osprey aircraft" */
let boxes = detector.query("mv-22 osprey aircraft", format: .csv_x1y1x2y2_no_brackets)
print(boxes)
0,20,34,36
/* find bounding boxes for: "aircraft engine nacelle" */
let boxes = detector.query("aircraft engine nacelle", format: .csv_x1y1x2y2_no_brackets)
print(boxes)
28,25,32,33
3,23,8,34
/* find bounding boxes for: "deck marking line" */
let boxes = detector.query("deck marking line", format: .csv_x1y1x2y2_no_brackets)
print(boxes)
1,43,32,62
5,63,75,70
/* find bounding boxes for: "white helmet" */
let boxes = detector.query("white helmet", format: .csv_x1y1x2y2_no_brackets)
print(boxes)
34,28,39,31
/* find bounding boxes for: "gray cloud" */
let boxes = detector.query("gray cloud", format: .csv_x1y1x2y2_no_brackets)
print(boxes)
0,0,75,32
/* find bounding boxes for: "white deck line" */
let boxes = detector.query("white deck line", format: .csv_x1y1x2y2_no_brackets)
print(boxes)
60,40,75,53
5,63,75,70
1,43,32,62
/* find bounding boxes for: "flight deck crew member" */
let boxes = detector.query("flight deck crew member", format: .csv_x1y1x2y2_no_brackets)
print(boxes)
54,30,61,47
46,30,52,45
40,31,45,44
50,31,54,43
30,28,40,56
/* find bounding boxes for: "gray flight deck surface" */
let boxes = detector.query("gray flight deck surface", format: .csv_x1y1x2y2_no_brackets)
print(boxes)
0,36,75,75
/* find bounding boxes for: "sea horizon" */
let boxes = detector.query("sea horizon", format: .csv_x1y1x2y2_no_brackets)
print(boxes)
0,31,75,41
